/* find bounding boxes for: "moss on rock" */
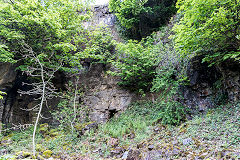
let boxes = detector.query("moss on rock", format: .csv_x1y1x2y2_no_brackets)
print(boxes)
42,150,53,158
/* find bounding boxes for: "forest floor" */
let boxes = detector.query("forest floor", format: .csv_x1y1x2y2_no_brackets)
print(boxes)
0,103,239,160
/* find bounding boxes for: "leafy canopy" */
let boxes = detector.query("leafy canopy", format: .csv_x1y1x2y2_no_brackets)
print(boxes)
109,0,147,29
0,0,92,72
172,0,240,63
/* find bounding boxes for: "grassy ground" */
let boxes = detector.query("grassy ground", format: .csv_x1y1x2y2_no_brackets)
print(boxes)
0,102,239,159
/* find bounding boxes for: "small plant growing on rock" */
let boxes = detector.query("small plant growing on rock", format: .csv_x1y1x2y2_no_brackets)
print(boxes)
0,91,6,100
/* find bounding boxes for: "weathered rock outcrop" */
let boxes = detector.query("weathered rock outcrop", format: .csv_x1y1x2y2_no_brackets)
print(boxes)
0,5,126,127
0,63,17,124
0,63,41,125
0,63,60,126
182,56,240,113
84,5,122,42
79,63,133,123
181,56,222,113
79,5,132,123
218,60,240,102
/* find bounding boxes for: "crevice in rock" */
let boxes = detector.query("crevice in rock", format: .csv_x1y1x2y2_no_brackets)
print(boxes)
109,109,117,119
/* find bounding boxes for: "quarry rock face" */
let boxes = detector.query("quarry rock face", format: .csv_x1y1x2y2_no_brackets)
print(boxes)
182,56,240,113
0,63,59,126
78,5,133,123
218,60,240,102
84,5,122,42
79,63,134,123
0,63,40,126
0,63,16,88
0,63,17,124
181,56,222,112
0,5,126,127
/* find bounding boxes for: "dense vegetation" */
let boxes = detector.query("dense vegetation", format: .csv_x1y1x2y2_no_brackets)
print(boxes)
109,0,177,39
172,0,240,64
0,0,239,159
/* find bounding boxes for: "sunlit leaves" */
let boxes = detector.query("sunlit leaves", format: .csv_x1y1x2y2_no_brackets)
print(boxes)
0,91,6,99
0,0,91,71
172,0,240,63
110,39,159,92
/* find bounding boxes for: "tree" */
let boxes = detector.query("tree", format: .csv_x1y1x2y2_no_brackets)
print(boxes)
0,0,91,156
172,0,240,64
18,42,62,156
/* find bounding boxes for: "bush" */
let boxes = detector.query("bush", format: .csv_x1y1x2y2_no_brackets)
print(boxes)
51,82,87,132
154,97,187,125
110,39,159,92
172,0,240,64
111,26,188,93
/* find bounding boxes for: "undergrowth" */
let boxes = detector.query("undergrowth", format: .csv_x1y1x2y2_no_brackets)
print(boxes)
0,102,239,159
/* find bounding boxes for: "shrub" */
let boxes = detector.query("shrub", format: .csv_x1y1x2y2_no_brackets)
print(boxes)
152,68,187,125
153,96,187,125
148,28,188,125
51,82,86,132
110,39,159,92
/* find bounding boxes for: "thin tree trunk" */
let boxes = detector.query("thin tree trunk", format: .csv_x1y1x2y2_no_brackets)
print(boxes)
71,77,79,134
32,61,45,157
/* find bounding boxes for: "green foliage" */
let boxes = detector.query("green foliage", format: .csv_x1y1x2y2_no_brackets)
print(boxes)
149,30,188,125
152,68,187,125
0,0,116,75
52,84,86,132
109,0,147,29
109,0,177,39
110,38,159,92
151,69,176,93
172,0,240,64
151,69,187,125
78,26,116,64
101,112,148,138
0,0,92,73
154,97,187,125
124,100,186,126
0,91,6,99
110,26,188,94
182,103,240,148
